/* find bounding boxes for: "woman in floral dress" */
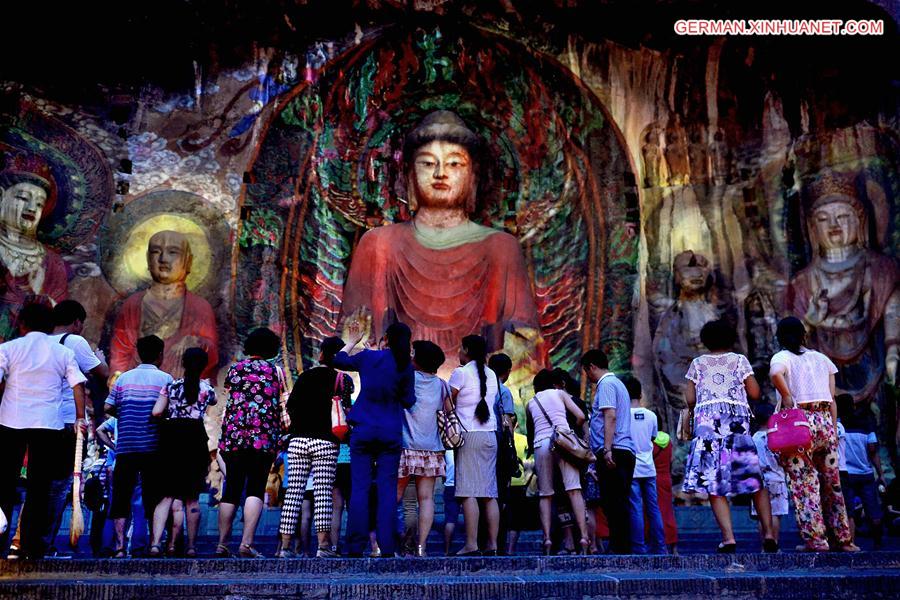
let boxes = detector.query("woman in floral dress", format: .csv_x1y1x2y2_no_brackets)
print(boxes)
150,347,216,557
215,328,284,558
682,320,777,553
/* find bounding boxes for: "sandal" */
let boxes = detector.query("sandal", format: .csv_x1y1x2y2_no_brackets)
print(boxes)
838,543,861,553
239,544,264,558
795,543,829,552
456,549,481,557
763,538,779,553
113,548,127,559
185,548,197,558
580,538,591,555
148,544,163,557
275,549,297,559
716,542,737,554
214,544,232,558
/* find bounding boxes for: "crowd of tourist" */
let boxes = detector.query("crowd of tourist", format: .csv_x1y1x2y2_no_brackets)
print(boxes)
0,300,894,559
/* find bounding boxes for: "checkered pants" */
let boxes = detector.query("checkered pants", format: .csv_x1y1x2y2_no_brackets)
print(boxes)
278,437,339,535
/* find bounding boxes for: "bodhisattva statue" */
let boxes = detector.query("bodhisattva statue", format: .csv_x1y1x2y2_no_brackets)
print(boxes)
109,230,218,381
653,250,722,411
641,125,662,189
788,173,899,406
340,110,540,368
0,154,68,339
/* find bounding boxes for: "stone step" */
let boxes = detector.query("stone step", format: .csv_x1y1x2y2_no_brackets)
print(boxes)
3,552,899,575
3,554,898,599
2,565,899,599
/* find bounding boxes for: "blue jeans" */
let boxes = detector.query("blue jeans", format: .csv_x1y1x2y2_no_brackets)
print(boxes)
43,475,72,549
347,424,401,556
629,476,667,554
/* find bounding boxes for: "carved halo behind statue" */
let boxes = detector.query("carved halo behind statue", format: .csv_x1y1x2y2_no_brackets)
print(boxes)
99,190,230,382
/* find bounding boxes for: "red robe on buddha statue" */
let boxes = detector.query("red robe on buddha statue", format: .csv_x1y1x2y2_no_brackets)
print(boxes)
0,249,68,341
109,290,219,381
340,221,539,358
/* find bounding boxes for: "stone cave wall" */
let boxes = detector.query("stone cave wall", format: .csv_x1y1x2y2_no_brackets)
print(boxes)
1,2,897,472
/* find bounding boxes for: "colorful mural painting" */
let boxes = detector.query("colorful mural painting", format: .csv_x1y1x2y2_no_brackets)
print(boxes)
243,25,639,394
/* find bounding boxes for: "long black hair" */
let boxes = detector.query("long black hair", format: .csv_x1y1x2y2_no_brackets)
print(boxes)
776,316,806,356
320,336,344,367
385,322,412,372
462,335,490,424
181,347,209,405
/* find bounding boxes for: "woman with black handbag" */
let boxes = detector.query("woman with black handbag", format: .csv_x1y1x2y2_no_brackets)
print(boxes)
526,369,589,554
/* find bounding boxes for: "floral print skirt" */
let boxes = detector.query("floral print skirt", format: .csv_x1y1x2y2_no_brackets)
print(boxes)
682,410,763,497
399,448,446,478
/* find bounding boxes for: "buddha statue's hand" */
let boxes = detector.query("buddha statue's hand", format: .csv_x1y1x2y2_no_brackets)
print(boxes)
164,336,206,374
805,289,830,327
886,346,898,386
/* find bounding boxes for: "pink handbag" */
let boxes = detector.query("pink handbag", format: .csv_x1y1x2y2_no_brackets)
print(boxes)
766,408,812,455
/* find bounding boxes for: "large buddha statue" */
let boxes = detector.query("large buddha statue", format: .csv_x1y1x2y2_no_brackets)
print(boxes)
788,173,899,404
653,251,724,411
340,110,540,367
0,153,68,339
109,230,218,380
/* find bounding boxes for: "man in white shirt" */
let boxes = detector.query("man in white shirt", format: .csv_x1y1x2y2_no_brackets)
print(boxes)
624,377,667,554
42,300,109,552
0,303,87,559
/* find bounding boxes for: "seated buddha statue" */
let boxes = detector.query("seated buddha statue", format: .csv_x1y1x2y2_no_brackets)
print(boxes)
340,110,541,370
109,230,218,381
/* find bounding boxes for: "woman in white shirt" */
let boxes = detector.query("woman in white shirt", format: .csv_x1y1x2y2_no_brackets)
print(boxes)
769,316,857,552
526,369,587,554
447,335,499,556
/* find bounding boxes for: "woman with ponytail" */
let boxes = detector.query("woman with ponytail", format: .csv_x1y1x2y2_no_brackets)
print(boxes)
149,347,215,557
333,320,416,557
769,316,857,552
448,334,501,555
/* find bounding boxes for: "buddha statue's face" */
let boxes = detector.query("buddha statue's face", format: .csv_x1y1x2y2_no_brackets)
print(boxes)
673,253,711,295
147,231,192,285
411,141,475,210
813,200,860,251
0,181,47,236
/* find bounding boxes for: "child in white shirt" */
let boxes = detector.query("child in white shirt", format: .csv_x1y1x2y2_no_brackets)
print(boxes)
751,404,789,543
